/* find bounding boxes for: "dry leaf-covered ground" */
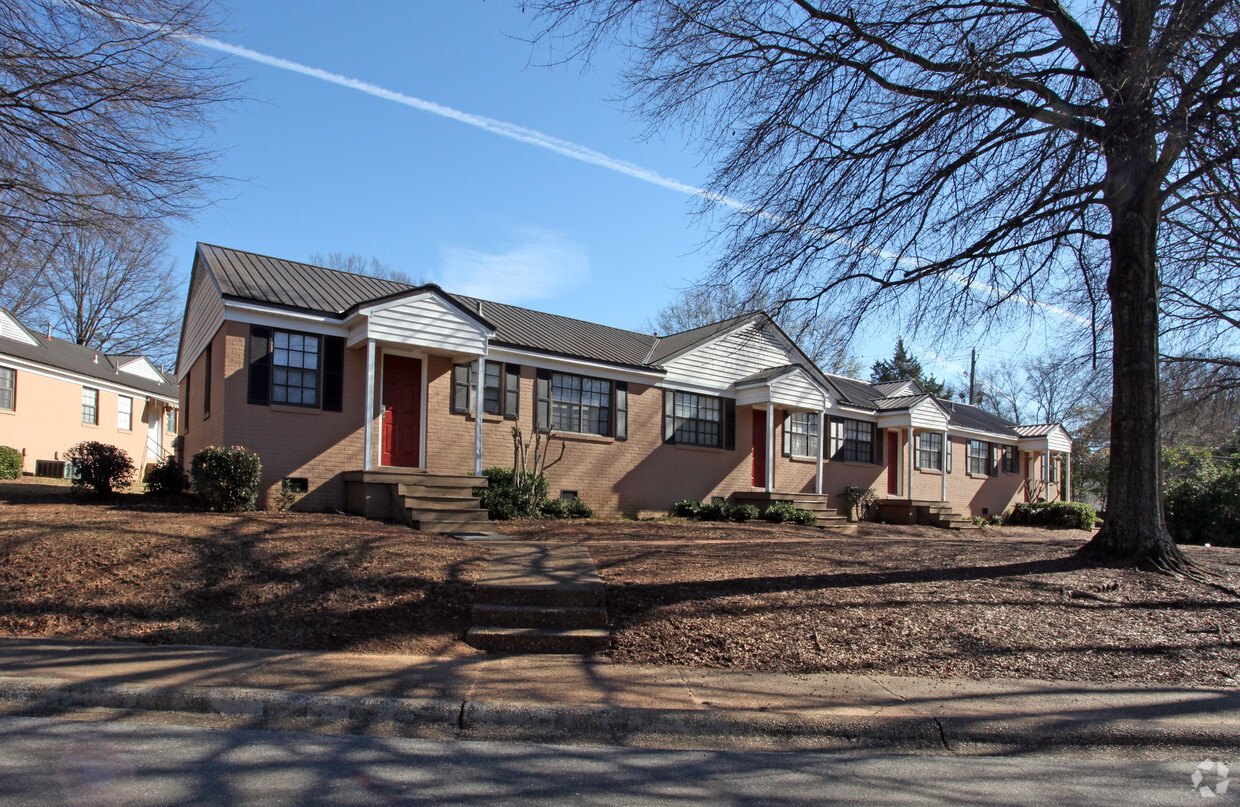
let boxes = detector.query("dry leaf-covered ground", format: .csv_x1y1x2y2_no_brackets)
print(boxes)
4,480,1238,686
505,519,1240,687
0,480,489,655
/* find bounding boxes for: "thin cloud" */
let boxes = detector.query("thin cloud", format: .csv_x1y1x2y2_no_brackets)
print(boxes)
438,230,588,304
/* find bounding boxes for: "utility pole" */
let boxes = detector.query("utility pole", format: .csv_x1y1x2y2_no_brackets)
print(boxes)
969,349,976,405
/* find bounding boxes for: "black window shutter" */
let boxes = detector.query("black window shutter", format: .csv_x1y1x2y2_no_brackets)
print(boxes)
724,398,736,451
247,326,271,405
946,437,953,473
535,368,551,432
990,442,999,476
504,364,520,419
451,364,470,414
875,428,884,465
872,422,880,464
781,411,791,456
913,432,921,470
663,390,676,443
614,381,628,440
322,336,345,412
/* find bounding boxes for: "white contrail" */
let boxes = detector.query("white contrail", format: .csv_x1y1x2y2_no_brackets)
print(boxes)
191,35,1091,328
190,36,756,215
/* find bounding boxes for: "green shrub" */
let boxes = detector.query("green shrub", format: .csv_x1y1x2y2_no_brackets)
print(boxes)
144,455,188,497
538,497,570,518
791,508,817,526
698,500,733,521
1165,467,1240,547
763,501,798,523
1002,500,1096,530
0,446,21,480
65,441,134,494
565,497,594,518
472,467,548,520
732,503,760,522
190,446,261,512
673,499,702,518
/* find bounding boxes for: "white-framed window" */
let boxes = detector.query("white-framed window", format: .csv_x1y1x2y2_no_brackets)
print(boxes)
117,395,132,431
830,417,873,463
452,361,520,418
967,439,990,475
165,407,177,434
670,392,723,447
552,372,611,436
916,432,943,471
272,330,320,406
1051,457,1062,483
1002,445,1019,474
0,366,14,411
81,387,98,425
785,411,819,458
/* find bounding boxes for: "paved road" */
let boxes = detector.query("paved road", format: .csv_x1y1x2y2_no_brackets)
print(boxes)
0,715,1222,806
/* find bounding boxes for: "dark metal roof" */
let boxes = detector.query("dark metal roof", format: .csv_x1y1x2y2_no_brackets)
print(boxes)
733,364,801,386
822,373,886,408
941,400,1020,436
199,243,412,315
874,393,929,411
0,309,178,399
449,294,658,370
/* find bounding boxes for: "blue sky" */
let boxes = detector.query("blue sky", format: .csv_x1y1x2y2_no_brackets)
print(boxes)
173,1,1065,384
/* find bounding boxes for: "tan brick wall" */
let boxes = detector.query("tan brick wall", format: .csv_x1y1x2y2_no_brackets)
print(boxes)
179,321,368,511
0,359,174,481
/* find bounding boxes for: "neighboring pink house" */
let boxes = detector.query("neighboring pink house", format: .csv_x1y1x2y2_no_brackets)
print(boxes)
0,308,180,479
175,244,1071,528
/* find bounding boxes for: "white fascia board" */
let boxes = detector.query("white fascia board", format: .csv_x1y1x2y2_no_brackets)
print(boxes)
488,346,664,384
224,301,349,335
835,404,879,420
0,352,178,404
658,378,733,396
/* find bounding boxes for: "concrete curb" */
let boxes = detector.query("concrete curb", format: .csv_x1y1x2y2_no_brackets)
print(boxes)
2,675,1236,753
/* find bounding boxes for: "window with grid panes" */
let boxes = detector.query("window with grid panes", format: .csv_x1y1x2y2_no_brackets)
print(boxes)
272,330,320,406
671,392,722,447
0,366,13,411
830,417,873,462
967,439,989,475
117,396,132,431
1002,445,1018,473
551,372,611,436
81,387,98,425
786,411,818,457
916,432,943,470
165,407,177,434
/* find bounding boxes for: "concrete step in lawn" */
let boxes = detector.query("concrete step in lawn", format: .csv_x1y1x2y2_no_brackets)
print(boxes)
468,543,609,655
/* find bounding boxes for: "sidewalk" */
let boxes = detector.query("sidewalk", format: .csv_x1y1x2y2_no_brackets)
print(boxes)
0,637,1236,754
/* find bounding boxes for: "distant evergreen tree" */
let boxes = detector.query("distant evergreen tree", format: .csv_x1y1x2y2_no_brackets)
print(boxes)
870,338,952,398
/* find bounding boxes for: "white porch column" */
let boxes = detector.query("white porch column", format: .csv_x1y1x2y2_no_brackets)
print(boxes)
474,349,486,476
1065,452,1072,502
907,427,916,501
1043,450,1050,501
363,339,376,471
765,402,775,492
814,409,825,495
941,429,948,502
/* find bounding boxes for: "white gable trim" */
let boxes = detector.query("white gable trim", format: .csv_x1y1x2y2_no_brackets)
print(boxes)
116,356,167,382
0,310,40,347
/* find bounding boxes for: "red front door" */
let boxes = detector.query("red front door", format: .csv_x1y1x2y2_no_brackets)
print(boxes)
381,355,422,467
887,431,900,495
752,409,767,487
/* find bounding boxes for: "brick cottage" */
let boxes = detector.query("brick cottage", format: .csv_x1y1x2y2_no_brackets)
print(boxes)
176,244,1071,529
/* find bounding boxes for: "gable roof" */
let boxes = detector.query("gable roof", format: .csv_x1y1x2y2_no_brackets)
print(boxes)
940,400,1020,436
645,312,757,365
0,309,178,399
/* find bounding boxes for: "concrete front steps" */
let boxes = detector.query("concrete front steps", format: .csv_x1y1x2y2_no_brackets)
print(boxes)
343,469,493,534
876,499,980,530
731,491,855,529
467,544,609,654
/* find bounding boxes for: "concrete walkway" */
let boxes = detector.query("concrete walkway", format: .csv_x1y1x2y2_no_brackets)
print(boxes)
0,638,1236,754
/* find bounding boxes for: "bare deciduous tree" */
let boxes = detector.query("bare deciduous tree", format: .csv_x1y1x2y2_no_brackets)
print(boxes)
647,283,861,375
46,217,183,365
0,0,234,248
308,251,423,286
525,0,1240,573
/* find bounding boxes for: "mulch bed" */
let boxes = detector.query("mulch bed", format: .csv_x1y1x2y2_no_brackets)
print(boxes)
505,519,1240,687
0,480,489,655
3,480,1238,686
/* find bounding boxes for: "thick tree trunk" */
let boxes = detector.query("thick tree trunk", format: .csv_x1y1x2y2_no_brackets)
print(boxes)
1082,154,1191,573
